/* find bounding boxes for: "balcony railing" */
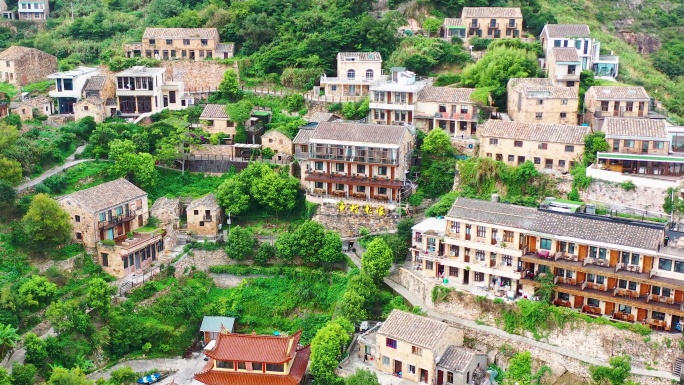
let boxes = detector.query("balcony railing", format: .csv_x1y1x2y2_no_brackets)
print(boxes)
308,153,399,165
203,215,213,222
506,23,517,29
487,23,499,29
98,212,138,230
582,257,609,267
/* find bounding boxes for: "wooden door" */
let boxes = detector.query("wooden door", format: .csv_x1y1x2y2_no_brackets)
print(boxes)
643,256,653,273
639,283,650,297
527,236,537,252
437,370,444,385
609,250,619,267
637,308,648,322
576,271,586,283
578,245,588,261
607,277,617,290
675,290,684,304
604,301,615,316
573,295,584,309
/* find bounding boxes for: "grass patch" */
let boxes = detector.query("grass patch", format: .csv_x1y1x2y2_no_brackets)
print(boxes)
146,168,235,202
209,264,319,276
60,161,116,194
22,80,54,94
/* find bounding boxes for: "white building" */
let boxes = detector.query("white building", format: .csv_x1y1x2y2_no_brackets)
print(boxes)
48,67,101,115
369,68,430,126
320,52,388,101
115,66,193,117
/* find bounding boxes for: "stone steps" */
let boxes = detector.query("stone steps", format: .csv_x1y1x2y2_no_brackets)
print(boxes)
673,356,684,376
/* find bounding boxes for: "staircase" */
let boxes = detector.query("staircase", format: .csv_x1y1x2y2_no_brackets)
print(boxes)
673,356,684,377
176,228,189,246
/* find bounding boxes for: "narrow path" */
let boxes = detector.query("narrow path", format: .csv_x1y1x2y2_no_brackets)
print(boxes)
87,354,208,384
15,145,91,192
345,253,678,382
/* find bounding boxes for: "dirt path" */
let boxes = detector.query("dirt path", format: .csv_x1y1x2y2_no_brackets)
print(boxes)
15,145,90,193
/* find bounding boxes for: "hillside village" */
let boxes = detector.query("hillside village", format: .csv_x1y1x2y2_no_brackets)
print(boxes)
1,0,684,385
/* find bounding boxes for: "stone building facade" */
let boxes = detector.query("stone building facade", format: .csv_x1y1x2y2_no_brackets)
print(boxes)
187,194,222,237
74,75,117,122
584,86,650,129
507,78,579,125
0,46,57,86
261,130,293,156
124,28,234,60
461,7,523,39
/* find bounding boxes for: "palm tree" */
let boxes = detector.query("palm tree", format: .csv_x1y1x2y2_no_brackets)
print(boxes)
0,323,20,359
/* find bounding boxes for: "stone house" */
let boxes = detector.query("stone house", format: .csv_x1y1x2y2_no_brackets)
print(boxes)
0,46,57,86
115,66,192,116
440,18,466,40
187,194,222,237
436,346,489,385
320,52,386,101
507,78,579,125
57,178,163,278
124,28,234,61
546,47,581,90
375,310,464,384
1,0,15,19
369,68,428,126
461,7,523,39
292,126,315,164
48,66,101,115
200,104,236,143
9,95,53,121
0,102,7,118
74,75,117,122
18,0,48,20
584,86,650,129
478,120,589,173
261,129,293,158
414,86,480,136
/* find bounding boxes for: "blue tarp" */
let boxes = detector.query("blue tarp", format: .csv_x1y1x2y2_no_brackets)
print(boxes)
137,373,161,384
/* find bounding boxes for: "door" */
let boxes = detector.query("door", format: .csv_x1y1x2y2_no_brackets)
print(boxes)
437,370,444,385
675,290,684,304
573,295,584,309
637,308,648,322
527,236,537,252
578,244,588,261
604,301,614,316
463,270,470,284
607,277,616,290
394,360,402,375
134,251,141,269
420,369,429,383
609,250,619,267
163,95,169,107
639,283,650,297
643,256,653,273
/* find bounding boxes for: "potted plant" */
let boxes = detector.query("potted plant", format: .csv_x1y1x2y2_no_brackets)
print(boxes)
500,242,507,248
127,232,134,240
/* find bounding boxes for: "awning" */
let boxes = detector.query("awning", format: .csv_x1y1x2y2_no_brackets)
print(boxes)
596,152,684,164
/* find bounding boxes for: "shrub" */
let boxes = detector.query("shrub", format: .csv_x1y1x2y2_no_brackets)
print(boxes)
407,191,424,206
620,180,636,191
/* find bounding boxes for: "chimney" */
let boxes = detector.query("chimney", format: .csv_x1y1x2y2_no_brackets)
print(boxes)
491,194,500,203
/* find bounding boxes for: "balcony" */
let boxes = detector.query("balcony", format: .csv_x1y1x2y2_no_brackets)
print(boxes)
444,236,523,257
506,23,518,29
583,257,610,268
308,153,399,165
429,111,479,121
98,211,138,230
202,215,213,222
320,75,388,85
487,23,499,29
304,171,404,188
469,22,479,28
99,230,163,255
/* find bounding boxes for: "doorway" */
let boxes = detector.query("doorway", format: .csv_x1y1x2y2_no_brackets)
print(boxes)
420,369,429,383
394,360,402,376
463,270,470,284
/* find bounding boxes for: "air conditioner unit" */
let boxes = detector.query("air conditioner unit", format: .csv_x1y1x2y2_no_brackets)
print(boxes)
496,235,503,242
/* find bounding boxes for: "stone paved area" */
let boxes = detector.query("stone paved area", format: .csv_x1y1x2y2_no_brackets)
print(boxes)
88,353,207,384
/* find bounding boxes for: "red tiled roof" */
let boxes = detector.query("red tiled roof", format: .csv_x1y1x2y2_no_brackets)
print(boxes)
194,346,311,385
204,331,302,363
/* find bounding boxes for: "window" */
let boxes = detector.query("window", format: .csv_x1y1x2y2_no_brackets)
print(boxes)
315,161,324,171
476,226,486,237
386,338,397,348
598,248,607,260
654,141,665,149
507,155,514,162
601,101,609,111
199,221,205,227
539,142,548,150
489,138,498,145
449,266,458,276
536,99,544,105
83,105,89,111
217,361,234,369
474,272,485,282
183,39,190,45
565,145,575,152
331,85,337,92
408,365,416,374
252,363,262,371
199,50,205,57
567,81,575,87
335,184,344,191
336,163,345,172
315,182,324,189
624,140,634,148
618,304,632,314
560,112,567,118
75,215,81,222
534,157,541,165
201,39,208,46
558,160,566,168
165,39,173,45
568,65,576,75
382,356,390,366
148,39,156,45
502,255,512,266
378,187,388,194
554,40,561,47
412,346,422,356
575,39,582,49
625,101,634,111
356,185,366,193
451,221,460,233
514,141,523,147
238,362,246,370
540,238,552,250
357,165,366,174
475,250,485,261
628,281,637,290
535,112,543,119
674,260,684,273
503,231,514,242
365,69,374,80
426,260,433,270
378,166,388,175
587,297,600,307
266,363,284,372
347,69,355,80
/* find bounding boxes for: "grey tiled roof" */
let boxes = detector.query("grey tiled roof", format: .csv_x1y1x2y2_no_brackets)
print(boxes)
588,86,650,100
479,120,590,144
438,346,483,372
447,197,538,229
507,78,553,89
200,104,229,119
377,310,447,349
418,86,476,103
216,43,234,53
337,52,382,61
84,75,108,91
292,128,315,145
143,28,218,39
310,122,408,145
461,7,522,18
188,194,220,210
603,118,667,140
61,178,147,214
443,18,464,27
308,112,337,122
551,47,580,62
530,211,662,251
543,24,590,38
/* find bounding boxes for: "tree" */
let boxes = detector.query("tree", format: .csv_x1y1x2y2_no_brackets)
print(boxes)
361,238,394,283
217,70,241,103
22,194,72,252
0,324,19,359
224,226,257,261
45,299,91,335
111,152,158,189
109,367,137,385
422,17,442,37
0,181,16,208
275,231,297,263
0,122,19,153
22,333,47,368
334,290,366,325
18,275,57,309
419,129,456,198
253,242,276,265
0,368,10,385
589,355,634,385
47,367,94,385
310,320,351,385
346,273,377,311
216,178,251,215
87,278,115,314
10,363,36,385
292,221,326,264
226,100,253,128
583,132,609,166
0,156,22,186
345,369,380,385
504,351,532,384
251,170,300,218
319,231,345,265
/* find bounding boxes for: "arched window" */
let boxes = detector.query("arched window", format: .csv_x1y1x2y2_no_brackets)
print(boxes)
347,69,355,80
365,69,374,80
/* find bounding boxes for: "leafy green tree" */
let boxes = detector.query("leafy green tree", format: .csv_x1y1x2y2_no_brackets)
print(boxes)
87,278,115,314
345,369,380,385
111,152,158,189
18,275,57,309
583,132,609,165
108,139,137,162
0,368,10,385
47,367,94,385
503,351,532,385
346,273,377,311
653,41,684,78
0,122,19,152
22,333,47,368
419,129,456,197
10,363,36,385
361,238,394,283
226,100,253,128
387,36,469,75
250,170,300,218
253,242,276,266
109,367,137,385
0,324,19,359
45,299,91,335
0,156,22,186
216,178,251,215
22,194,72,252
334,290,366,325
319,231,345,265
88,125,118,158
422,17,442,36
218,70,241,103
225,226,257,261
310,320,351,385
0,181,16,208
275,232,297,263
292,221,326,263
589,355,636,385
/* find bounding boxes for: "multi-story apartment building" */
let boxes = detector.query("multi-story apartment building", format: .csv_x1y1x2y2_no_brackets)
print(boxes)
115,66,192,116
18,0,48,20
584,86,650,129
416,196,684,332
124,28,234,60
57,178,163,279
48,66,101,115
195,330,310,385
546,47,581,90
319,52,387,101
507,78,579,125
369,68,429,126
461,7,523,39
299,121,414,203
414,86,479,136
440,18,466,40
478,120,588,173
0,46,57,86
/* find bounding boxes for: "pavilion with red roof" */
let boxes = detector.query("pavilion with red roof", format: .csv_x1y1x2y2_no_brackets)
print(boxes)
194,330,311,385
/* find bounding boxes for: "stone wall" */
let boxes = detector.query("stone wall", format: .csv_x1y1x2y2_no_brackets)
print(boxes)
313,203,399,237
36,254,79,274
175,249,230,273
581,181,669,217
390,268,679,384
150,197,181,225
162,61,231,92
